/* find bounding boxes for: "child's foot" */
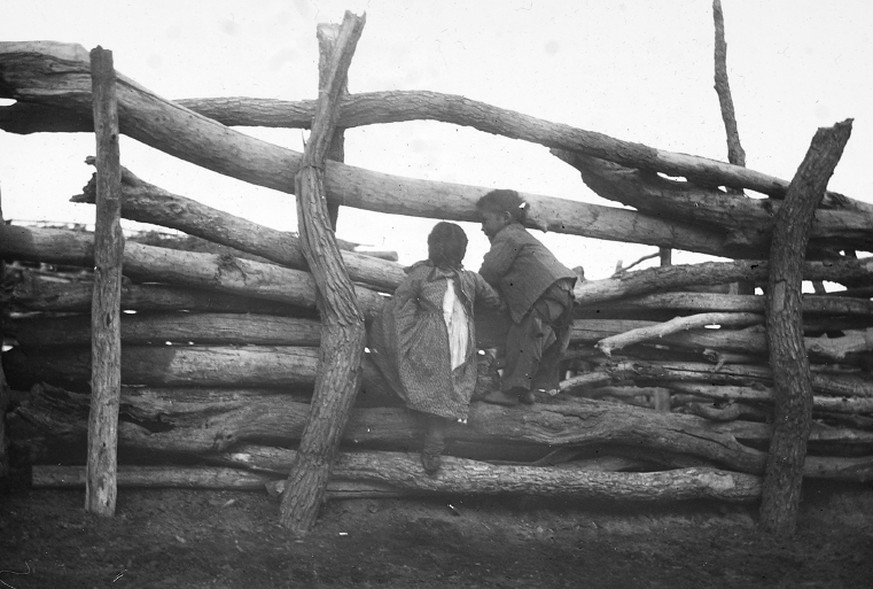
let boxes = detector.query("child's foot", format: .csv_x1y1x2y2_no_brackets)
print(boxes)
421,451,442,475
482,390,519,406
519,390,536,405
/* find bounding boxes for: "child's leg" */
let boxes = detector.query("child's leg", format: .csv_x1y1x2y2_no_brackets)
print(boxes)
532,303,573,392
421,413,447,475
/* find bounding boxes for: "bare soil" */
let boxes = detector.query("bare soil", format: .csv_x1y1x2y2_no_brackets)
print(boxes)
1,474,871,588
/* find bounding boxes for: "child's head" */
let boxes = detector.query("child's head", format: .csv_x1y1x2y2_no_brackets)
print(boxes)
476,189,527,239
428,221,468,269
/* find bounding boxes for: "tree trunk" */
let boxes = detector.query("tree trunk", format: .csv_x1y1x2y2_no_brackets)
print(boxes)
8,312,322,348
7,268,299,316
759,120,853,536
71,166,405,291
86,47,123,516
0,42,811,258
32,460,764,501
0,224,385,317
2,42,866,211
552,152,873,255
279,12,368,534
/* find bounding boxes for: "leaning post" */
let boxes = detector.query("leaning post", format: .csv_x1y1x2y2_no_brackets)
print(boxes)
85,46,124,516
279,11,367,534
0,186,8,478
759,119,852,536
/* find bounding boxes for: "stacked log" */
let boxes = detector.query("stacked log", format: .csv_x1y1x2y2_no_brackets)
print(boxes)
1,41,872,502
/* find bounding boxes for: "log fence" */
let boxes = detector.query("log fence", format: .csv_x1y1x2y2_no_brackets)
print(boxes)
1,20,872,527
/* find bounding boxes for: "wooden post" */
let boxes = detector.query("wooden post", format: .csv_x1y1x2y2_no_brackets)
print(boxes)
317,23,348,229
279,11,367,534
0,187,8,478
85,46,124,516
759,119,852,536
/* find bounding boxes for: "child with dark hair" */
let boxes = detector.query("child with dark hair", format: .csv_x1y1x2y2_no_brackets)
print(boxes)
368,222,503,474
477,189,577,406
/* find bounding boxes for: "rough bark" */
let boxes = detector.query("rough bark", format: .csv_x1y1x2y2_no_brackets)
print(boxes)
31,461,763,502
86,47,123,516
760,119,853,536
72,167,405,291
712,0,746,170
17,385,873,482
0,192,7,478
7,268,299,316
666,383,873,415
574,258,873,305
8,312,322,348
590,291,873,320
2,41,865,211
0,41,801,258
596,312,763,357
552,152,873,255
0,224,386,317
280,12,368,534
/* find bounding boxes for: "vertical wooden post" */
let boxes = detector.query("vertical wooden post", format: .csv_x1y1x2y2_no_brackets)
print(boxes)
0,187,8,478
86,46,124,516
279,11,366,535
317,23,347,230
759,119,851,536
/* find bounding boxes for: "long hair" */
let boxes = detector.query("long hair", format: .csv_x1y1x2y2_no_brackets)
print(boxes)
428,222,468,270
476,189,527,223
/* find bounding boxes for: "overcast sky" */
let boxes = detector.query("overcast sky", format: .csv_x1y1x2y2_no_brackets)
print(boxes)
2,0,871,279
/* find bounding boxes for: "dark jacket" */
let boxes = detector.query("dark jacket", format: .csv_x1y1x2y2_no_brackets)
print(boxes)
478,223,576,322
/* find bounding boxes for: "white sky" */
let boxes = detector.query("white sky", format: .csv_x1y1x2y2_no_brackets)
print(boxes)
2,0,872,279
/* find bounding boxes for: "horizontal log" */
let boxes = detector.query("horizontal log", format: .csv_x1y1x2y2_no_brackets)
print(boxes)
0,224,386,317
596,312,764,357
576,258,873,305
7,312,322,348
561,360,873,399
73,167,405,291
31,461,763,502
15,382,873,478
554,152,873,253
0,41,749,257
6,268,299,315
590,291,873,319
1,46,860,208
666,383,873,415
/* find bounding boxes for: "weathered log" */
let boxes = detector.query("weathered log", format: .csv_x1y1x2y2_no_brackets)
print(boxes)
72,166,405,291
0,41,762,258
553,152,873,254
589,291,873,320
16,382,873,479
86,46,124,516
7,268,299,315
560,359,873,399
7,312,322,348
596,312,763,357
280,13,368,534
0,192,8,477
3,42,865,209
31,461,763,502
575,258,873,305
0,224,386,317
666,383,873,415
760,119,853,536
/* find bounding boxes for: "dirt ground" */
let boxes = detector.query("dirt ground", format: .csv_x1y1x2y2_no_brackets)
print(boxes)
1,474,871,589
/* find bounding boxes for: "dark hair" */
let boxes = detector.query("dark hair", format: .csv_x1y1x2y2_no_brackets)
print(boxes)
428,222,468,269
476,189,527,223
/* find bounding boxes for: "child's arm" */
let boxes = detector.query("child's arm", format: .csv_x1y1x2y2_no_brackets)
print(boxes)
472,272,504,312
478,232,517,286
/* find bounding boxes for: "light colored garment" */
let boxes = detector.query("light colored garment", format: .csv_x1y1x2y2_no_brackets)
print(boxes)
368,260,502,420
442,278,469,370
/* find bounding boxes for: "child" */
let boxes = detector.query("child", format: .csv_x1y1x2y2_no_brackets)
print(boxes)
477,189,577,406
368,222,503,475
